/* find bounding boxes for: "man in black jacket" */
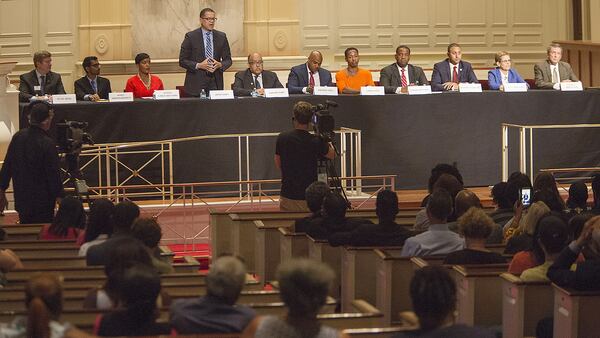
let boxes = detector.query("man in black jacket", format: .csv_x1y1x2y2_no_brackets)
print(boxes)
18,50,66,102
232,53,283,97
74,56,112,101
0,101,64,223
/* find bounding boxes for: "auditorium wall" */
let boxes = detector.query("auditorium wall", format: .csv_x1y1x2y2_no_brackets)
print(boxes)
0,0,579,92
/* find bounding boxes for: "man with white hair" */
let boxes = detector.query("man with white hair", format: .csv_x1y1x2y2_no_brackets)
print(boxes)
169,256,256,334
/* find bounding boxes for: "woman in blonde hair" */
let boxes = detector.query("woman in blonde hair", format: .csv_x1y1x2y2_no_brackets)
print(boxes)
487,51,527,91
505,201,551,255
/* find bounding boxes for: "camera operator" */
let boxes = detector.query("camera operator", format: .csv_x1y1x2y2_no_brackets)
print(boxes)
275,101,334,211
0,101,64,223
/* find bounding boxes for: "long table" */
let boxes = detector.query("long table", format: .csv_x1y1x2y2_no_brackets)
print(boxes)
20,90,600,189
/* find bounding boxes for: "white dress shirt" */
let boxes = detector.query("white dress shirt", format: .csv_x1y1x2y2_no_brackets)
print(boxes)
302,64,321,94
400,223,465,257
448,61,460,81
394,64,411,94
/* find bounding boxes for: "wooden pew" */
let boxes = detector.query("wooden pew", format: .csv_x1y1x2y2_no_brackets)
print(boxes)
307,235,344,299
8,243,174,262
450,264,508,328
552,284,600,338
344,327,411,338
341,246,403,312
279,227,309,265
1,223,44,240
15,254,198,271
0,239,76,249
500,273,553,338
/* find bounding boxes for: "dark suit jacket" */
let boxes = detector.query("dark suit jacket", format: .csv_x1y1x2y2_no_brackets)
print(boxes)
430,59,479,91
534,60,579,89
379,63,429,94
232,69,283,97
179,28,232,96
74,76,112,100
286,63,334,94
19,69,66,102
86,234,133,266
548,245,600,291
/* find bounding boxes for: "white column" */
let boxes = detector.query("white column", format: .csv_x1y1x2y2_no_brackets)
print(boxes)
0,62,19,161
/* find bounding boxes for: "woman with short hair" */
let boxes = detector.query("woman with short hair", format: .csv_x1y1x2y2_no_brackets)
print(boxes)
124,53,164,98
487,51,527,91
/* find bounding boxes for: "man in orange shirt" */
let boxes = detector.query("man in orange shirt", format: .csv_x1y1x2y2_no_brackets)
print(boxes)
336,47,374,94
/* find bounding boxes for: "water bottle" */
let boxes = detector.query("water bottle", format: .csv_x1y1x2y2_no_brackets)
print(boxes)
200,89,207,99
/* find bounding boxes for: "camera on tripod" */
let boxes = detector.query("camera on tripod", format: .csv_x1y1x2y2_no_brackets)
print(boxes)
56,120,94,155
311,100,338,142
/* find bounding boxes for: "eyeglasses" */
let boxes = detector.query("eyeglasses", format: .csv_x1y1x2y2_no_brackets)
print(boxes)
500,59,512,63
249,61,264,65
202,17,218,22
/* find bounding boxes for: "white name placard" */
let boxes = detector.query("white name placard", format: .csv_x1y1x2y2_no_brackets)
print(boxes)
360,86,385,96
560,81,583,91
153,90,180,100
51,94,76,104
109,92,134,102
264,88,289,98
407,85,433,95
458,83,483,93
313,86,338,96
209,90,234,100
503,83,528,92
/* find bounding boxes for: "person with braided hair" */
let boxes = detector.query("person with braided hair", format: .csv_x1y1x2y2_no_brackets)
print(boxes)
392,266,494,337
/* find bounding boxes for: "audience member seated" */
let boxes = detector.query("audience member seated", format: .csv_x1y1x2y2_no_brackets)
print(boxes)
131,217,174,274
124,53,164,98
532,172,566,213
443,208,506,265
330,189,414,247
87,200,140,266
242,258,348,338
39,196,85,240
93,264,171,336
449,189,503,244
548,215,600,290
565,181,589,219
569,213,592,244
74,56,112,101
18,50,66,102
294,181,330,233
502,172,533,235
287,50,334,94
170,256,256,334
534,43,579,90
83,239,170,310
78,198,114,256
233,52,283,97
489,181,516,227
401,189,464,257
520,215,570,281
335,47,374,94
430,43,478,92
487,51,527,90
306,192,368,241
414,173,463,232
391,266,495,338
505,201,550,256
592,174,600,214
0,248,23,287
419,163,464,208
0,273,86,337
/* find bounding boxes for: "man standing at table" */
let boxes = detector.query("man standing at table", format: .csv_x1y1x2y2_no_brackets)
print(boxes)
179,8,232,96
336,47,374,94
380,45,429,94
275,101,334,211
287,51,333,94
430,43,478,91
74,56,112,101
232,53,283,97
534,43,579,90
19,51,66,102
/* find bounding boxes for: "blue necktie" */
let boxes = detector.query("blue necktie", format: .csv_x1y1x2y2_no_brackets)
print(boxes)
205,32,213,59
91,79,97,93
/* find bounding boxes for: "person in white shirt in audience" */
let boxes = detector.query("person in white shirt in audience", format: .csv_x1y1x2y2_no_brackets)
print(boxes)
401,189,465,257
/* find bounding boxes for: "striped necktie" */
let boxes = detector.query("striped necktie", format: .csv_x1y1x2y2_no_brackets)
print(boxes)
205,32,213,59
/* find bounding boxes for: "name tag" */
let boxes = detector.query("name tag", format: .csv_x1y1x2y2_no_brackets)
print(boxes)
109,92,134,102
51,94,77,104
560,81,583,91
264,88,289,98
34,85,41,91
209,90,234,100
360,86,385,96
407,85,433,95
313,86,338,96
503,83,528,92
153,90,180,100
458,83,483,93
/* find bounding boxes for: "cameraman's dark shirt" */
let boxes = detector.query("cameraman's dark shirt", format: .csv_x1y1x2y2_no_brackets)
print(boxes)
0,126,64,214
276,129,328,200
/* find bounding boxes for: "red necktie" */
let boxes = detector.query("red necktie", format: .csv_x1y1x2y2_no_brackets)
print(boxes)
309,72,315,87
401,68,407,87
452,65,458,83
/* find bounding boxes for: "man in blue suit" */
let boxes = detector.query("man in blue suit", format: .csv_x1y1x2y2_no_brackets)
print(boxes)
430,43,478,91
287,51,333,94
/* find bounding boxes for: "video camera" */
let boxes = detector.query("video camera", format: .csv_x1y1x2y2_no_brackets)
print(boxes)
56,120,94,155
311,100,338,141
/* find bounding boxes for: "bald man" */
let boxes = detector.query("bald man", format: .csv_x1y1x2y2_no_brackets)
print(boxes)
232,52,283,97
287,51,334,94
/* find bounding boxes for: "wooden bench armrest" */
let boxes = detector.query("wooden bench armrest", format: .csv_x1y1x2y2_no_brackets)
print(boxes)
351,299,380,314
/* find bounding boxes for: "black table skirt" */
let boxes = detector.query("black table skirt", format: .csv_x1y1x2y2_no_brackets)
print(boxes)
19,90,600,189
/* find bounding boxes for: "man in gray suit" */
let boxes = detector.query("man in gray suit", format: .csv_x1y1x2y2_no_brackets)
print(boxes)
380,45,428,94
179,8,232,96
232,53,283,97
19,51,66,102
534,43,579,90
